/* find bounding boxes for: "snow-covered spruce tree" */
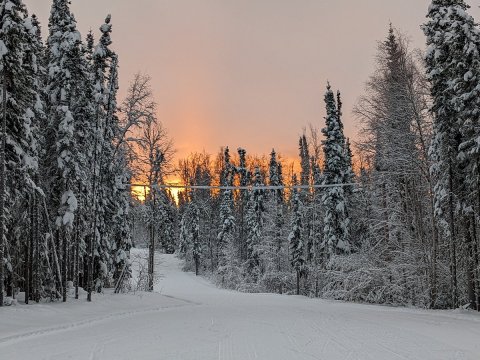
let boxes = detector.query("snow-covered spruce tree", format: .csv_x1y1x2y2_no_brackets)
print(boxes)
179,209,189,257
177,151,213,273
104,52,134,288
22,11,46,304
45,0,86,302
299,134,311,203
424,0,461,308
156,189,177,254
342,138,355,204
308,154,323,296
269,150,284,204
321,84,351,257
298,134,317,289
0,0,43,305
30,14,60,303
88,15,120,296
424,0,480,309
335,91,354,200
191,204,200,275
343,139,354,186
289,174,305,295
236,147,250,262
191,153,213,273
261,149,289,293
178,201,198,272
111,138,133,289
67,29,96,299
303,126,325,292
217,147,238,287
244,166,265,283
447,3,480,311
97,40,119,293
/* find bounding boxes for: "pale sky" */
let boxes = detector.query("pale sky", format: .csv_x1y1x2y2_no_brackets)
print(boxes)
23,0,480,161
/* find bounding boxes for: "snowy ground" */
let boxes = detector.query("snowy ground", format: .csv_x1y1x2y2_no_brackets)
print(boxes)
1,251,480,359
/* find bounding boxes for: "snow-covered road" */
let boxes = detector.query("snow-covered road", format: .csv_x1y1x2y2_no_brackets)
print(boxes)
1,253,480,359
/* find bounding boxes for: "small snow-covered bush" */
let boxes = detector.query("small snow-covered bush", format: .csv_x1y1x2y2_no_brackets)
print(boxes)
321,249,430,306
216,262,243,290
260,270,294,295
129,249,158,293
2,297,17,306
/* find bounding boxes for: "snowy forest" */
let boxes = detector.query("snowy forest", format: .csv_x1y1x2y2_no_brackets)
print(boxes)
1,0,480,313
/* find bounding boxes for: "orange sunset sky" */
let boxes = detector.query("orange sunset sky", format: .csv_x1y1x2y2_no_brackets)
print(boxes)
23,0,480,165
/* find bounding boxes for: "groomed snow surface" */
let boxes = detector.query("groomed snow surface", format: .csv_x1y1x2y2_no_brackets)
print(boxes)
1,250,480,360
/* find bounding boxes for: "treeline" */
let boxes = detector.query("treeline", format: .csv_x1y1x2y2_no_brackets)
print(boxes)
177,2,480,310
2,0,480,312
176,84,356,298
0,0,142,305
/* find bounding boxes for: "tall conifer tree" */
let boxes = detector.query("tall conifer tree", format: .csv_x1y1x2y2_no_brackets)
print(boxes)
0,0,41,305
322,84,351,256
424,0,480,308
289,175,304,295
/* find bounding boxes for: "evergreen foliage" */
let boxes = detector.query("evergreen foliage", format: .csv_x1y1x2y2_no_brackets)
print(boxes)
322,84,351,256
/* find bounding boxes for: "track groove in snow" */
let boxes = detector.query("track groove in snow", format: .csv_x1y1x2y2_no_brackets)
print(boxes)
0,302,193,346
0,252,479,359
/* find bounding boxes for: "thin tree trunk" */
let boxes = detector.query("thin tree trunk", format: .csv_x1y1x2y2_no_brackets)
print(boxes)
448,164,458,308
42,197,62,297
88,94,104,302
475,167,480,311
25,195,35,304
74,214,80,300
25,219,30,304
41,218,55,301
33,190,40,303
194,255,199,276
210,215,215,272
0,71,7,307
466,217,476,308
473,219,480,311
409,88,439,308
88,221,95,302
88,151,100,302
430,195,439,309
62,227,67,302
296,271,300,296
148,190,155,291
11,253,16,300
239,193,248,262
29,195,34,302
148,222,155,290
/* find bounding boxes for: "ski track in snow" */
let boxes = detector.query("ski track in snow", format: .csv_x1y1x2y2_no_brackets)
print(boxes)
0,251,479,359
0,302,193,346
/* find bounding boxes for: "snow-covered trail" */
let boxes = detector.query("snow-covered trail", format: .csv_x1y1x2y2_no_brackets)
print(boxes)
1,253,480,359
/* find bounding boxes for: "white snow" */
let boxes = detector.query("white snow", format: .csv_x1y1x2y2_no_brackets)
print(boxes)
0,40,8,58
5,1,15,12
1,250,479,359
